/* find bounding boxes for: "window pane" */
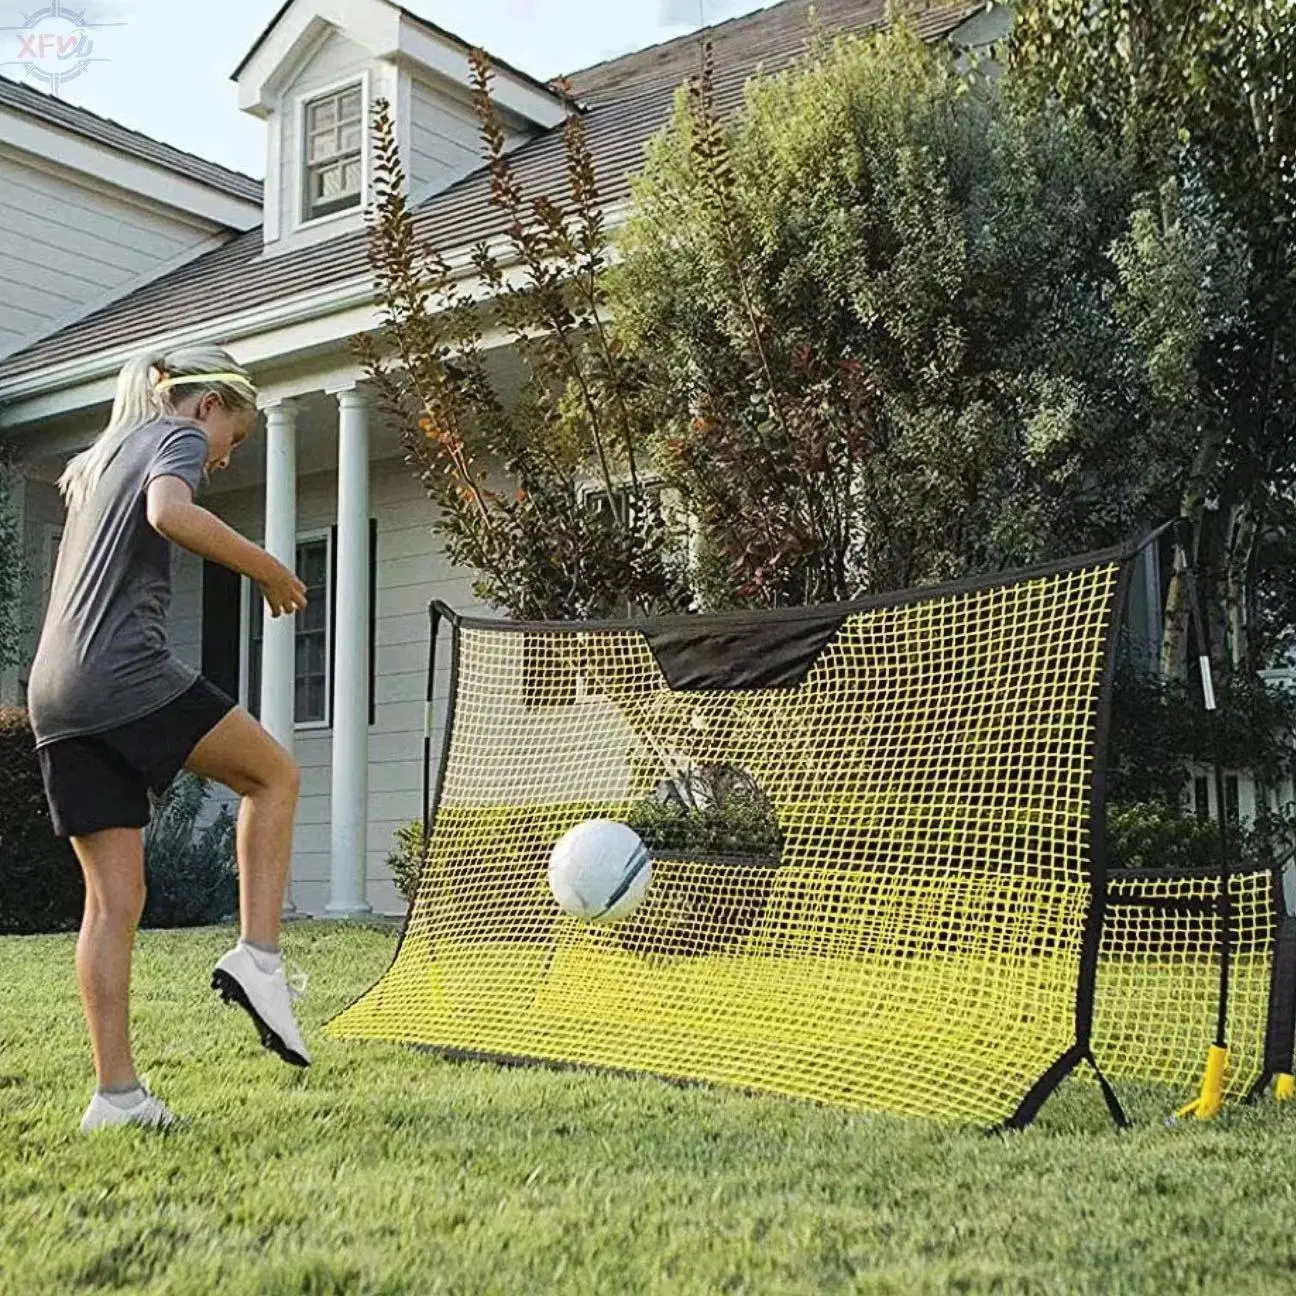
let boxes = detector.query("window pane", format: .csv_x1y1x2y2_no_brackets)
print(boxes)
296,633,325,676
339,88,362,120
299,541,327,585
296,675,325,724
302,597,326,632
310,131,336,163
341,160,361,193
321,166,344,199
309,98,336,130
339,122,361,152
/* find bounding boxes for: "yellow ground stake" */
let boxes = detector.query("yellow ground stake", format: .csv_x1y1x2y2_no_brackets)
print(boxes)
1175,1045,1229,1120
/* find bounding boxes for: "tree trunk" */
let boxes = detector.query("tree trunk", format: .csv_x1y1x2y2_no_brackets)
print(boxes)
1225,500,1257,669
1160,426,1225,678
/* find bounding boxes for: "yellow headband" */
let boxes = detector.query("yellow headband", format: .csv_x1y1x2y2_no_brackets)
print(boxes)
154,371,257,396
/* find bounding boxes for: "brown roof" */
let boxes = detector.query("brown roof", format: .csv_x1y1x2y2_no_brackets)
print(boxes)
0,73,263,204
0,0,975,389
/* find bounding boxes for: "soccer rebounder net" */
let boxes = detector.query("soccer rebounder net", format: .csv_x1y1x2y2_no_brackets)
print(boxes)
326,531,1296,1127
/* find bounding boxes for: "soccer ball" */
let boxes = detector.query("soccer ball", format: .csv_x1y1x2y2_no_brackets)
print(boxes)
547,820,652,923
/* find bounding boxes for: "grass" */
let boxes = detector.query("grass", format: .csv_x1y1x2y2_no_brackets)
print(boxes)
3,925,1296,1294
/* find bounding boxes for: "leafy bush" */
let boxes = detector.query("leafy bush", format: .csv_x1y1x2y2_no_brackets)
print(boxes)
1108,798,1296,875
141,772,237,929
1106,801,1223,872
624,771,782,859
387,820,426,906
0,709,83,935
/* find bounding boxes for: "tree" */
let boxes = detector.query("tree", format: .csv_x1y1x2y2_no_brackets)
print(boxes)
611,22,1221,609
357,54,689,621
1010,0,1296,674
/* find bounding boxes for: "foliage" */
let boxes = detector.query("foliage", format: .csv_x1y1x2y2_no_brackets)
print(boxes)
612,24,1211,607
141,772,238,929
1107,646,1296,872
1108,798,1296,876
625,769,783,858
357,57,690,620
0,453,23,671
1010,0,1296,673
0,709,82,935
1106,801,1223,872
386,820,425,905
1108,657,1296,809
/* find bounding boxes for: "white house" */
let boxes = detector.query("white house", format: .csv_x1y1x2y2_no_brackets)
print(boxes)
0,0,998,917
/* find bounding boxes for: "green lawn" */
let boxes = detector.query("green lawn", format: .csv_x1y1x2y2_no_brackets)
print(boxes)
3,925,1296,1295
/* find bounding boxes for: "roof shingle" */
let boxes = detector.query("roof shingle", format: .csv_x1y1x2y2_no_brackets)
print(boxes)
0,73,263,204
0,0,975,389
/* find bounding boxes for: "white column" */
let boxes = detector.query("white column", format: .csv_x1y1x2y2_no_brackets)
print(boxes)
261,400,299,916
327,386,372,917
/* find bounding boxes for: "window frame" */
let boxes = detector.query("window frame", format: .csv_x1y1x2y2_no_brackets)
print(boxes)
295,72,369,230
42,524,63,601
244,528,333,731
580,475,666,529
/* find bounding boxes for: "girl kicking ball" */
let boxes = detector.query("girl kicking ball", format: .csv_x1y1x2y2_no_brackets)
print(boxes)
28,346,312,1132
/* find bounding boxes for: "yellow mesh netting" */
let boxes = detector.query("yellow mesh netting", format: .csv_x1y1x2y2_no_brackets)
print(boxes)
1092,866,1276,1100
329,560,1147,1126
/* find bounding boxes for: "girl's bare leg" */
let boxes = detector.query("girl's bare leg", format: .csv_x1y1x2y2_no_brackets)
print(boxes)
70,827,146,1091
185,706,300,947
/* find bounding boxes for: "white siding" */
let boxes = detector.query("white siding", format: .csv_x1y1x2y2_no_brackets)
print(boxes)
0,150,222,358
408,78,483,200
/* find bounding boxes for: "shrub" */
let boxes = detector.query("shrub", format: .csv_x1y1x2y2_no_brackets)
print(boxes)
1106,801,1223,872
1107,799,1296,874
387,820,426,906
624,774,782,860
0,709,83,935
142,772,238,928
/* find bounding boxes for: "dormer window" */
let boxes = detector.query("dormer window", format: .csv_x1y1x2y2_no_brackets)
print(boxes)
302,82,364,222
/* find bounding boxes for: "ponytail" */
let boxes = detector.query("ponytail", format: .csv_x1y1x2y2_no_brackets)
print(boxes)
58,345,256,513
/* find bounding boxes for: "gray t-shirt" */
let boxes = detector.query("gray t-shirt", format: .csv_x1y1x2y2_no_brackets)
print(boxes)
27,417,210,747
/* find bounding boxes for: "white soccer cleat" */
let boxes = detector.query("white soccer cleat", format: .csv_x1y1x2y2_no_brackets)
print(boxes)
79,1085,176,1134
212,944,312,1068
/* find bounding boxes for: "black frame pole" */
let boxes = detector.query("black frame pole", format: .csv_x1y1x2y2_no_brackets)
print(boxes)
1173,518,1234,1118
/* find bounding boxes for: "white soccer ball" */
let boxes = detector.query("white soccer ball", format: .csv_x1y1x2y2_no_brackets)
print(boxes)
547,820,652,924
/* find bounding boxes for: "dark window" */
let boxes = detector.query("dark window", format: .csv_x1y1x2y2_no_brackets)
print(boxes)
1225,775,1240,826
303,84,363,221
248,538,330,724
201,561,242,700
1194,776,1211,822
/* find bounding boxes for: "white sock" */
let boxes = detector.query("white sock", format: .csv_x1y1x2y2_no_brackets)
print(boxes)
240,940,283,974
99,1085,146,1110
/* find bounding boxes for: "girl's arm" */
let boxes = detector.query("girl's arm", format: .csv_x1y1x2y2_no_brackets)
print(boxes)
146,476,307,617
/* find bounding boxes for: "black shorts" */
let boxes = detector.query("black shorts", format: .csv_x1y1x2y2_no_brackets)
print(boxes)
38,678,236,839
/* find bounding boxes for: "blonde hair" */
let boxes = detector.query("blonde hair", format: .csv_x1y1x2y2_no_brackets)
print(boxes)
58,345,257,513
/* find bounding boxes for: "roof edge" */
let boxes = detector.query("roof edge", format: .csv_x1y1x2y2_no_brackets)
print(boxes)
0,72,262,204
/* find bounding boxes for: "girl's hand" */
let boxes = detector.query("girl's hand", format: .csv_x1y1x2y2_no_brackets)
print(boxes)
258,559,307,618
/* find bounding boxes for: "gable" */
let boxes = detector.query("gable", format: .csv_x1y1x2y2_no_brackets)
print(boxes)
286,27,372,97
